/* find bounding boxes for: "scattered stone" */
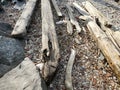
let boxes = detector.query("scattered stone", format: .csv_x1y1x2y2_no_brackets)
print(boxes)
0,22,13,36
0,36,25,66
0,57,47,90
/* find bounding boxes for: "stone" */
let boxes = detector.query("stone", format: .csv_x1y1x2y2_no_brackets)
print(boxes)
0,57,47,90
0,36,24,65
0,22,13,36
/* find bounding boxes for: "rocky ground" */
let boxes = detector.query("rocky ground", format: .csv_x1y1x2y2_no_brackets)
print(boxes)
0,0,120,90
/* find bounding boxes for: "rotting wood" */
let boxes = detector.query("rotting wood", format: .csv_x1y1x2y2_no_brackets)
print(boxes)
76,4,120,81
82,1,120,50
65,49,76,90
67,20,73,35
82,1,112,27
66,4,81,33
41,0,60,82
51,0,62,17
66,16,73,35
80,16,120,81
73,2,89,16
11,0,37,37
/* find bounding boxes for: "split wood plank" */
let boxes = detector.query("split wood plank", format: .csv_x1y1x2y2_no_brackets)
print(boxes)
82,1,120,50
65,49,76,90
87,19,120,81
82,1,112,27
76,4,120,81
80,15,120,81
73,2,89,16
51,0,62,17
66,4,81,33
11,0,37,36
41,0,60,81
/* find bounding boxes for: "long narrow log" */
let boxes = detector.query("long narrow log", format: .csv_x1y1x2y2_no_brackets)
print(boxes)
51,0,62,17
11,0,37,37
82,1,120,50
82,1,112,27
66,4,81,33
65,49,76,90
76,4,120,81
41,0,60,82
80,16,120,81
73,2,89,16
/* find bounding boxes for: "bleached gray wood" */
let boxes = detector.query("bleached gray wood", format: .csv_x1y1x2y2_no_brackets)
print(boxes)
11,0,37,36
41,0,60,81
65,49,76,90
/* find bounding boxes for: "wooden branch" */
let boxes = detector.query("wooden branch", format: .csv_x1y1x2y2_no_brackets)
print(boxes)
72,2,89,16
41,0,60,82
83,17,120,81
11,0,37,37
77,4,120,81
51,0,62,17
82,1,120,50
65,49,76,90
82,1,112,27
67,18,73,35
66,4,81,33
65,9,73,35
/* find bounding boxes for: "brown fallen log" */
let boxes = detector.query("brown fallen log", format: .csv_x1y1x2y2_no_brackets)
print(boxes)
82,1,112,27
66,4,81,33
11,0,37,37
51,0,62,17
79,15,120,81
41,0,60,82
82,1,120,50
65,49,76,90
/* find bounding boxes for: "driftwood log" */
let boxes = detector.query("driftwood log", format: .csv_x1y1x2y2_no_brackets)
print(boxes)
82,1,112,27
66,4,81,33
75,3,120,81
82,1,120,50
51,0,62,17
65,49,76,90
41,0,60,82
11,0,37,37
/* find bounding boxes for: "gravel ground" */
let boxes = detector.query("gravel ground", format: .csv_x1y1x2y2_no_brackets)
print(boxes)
1,0,120,90
25,0,120,90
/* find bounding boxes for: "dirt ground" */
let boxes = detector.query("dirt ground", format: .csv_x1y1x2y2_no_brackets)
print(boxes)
1,0,120,90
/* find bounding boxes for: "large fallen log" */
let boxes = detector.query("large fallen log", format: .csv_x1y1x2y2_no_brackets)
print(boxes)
65,49,76,90
51,0,62,17
82,1,112,27
76,4,120,81
11,0,37,37
82,1,120,50
41,0,60,82
80,16,120,81
66,4,81,33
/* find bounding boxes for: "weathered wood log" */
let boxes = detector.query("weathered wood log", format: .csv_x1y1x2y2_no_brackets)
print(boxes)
41,0,60,82
66,17,73,35
113,31,120,48
82,1,120,50
51,0,62,17
82,1,112,27
65,49,76,90
80,16,120,80
66,4,81,33
77,4,120,80
72,2,89,16
11,0,37,37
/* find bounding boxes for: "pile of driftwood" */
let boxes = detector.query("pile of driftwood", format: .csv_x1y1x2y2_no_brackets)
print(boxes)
9,0,120,89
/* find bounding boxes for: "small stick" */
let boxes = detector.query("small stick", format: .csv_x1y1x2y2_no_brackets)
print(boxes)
65,49,76,90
